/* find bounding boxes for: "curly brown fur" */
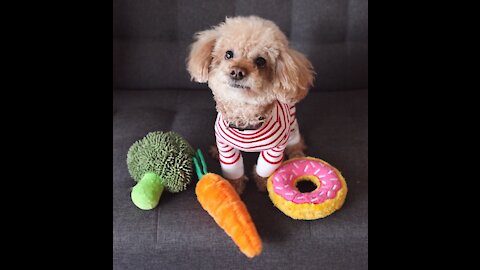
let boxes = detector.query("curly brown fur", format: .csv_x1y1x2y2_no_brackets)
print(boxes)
187,16,315,130
207,145,247,194
252,165,268,192
187,16,315,185
285,137,307,159
227,175,249,195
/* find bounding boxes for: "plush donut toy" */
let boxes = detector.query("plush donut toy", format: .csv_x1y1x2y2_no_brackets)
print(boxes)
267,157,347,220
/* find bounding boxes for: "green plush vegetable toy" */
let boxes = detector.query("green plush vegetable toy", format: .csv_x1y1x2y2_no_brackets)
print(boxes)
127,131,195,210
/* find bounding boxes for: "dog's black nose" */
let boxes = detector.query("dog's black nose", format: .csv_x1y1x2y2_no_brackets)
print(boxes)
230,67,246,80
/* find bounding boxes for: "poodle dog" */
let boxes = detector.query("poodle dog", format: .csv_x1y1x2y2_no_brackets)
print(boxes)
187,16,315,194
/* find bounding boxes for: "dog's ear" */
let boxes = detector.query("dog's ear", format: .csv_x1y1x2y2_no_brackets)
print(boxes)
186,29,218,83
273,48,315,104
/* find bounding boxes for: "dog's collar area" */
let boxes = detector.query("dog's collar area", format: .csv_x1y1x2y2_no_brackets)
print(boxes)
228,122,263,131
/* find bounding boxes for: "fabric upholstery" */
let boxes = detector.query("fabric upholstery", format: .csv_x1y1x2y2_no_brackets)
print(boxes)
113,0,368,91
113,89,368,269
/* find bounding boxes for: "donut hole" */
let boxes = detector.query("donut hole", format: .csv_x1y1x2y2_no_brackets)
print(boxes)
295,179,318,193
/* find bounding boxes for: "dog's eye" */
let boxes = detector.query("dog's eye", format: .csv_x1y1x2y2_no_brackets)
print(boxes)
225,50,234,60
255,57,266,68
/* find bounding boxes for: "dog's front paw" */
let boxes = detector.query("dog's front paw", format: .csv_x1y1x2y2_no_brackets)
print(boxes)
285,137,307,159
252,165,268,192
286,150,306,159
226,175,248,195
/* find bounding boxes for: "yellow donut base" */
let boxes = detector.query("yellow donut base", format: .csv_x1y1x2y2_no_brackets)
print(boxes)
267,157,348,220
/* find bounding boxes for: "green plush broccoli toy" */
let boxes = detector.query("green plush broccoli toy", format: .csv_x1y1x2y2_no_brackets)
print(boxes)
127,131,195,210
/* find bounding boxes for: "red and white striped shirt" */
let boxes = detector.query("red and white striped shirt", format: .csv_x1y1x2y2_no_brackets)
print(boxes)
214,101,300,179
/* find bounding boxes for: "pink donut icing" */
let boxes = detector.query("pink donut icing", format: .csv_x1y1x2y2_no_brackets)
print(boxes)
271,159,342,204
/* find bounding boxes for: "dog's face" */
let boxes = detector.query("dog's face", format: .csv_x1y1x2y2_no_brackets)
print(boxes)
206,20,282,105
187,16,314,127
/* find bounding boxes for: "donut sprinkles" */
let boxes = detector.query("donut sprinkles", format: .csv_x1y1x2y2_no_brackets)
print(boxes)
267,157,348,220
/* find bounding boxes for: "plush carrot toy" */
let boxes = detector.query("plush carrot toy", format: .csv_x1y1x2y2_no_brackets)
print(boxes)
193,149,262,258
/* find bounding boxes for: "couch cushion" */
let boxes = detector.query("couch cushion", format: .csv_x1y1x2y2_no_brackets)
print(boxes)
113,89,368,269
113,0,368,91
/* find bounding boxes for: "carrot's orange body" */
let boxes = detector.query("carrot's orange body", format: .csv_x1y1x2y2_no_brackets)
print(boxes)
195,172,262,258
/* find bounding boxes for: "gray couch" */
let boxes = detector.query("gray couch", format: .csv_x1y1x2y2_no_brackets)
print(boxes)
113,1,368,269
